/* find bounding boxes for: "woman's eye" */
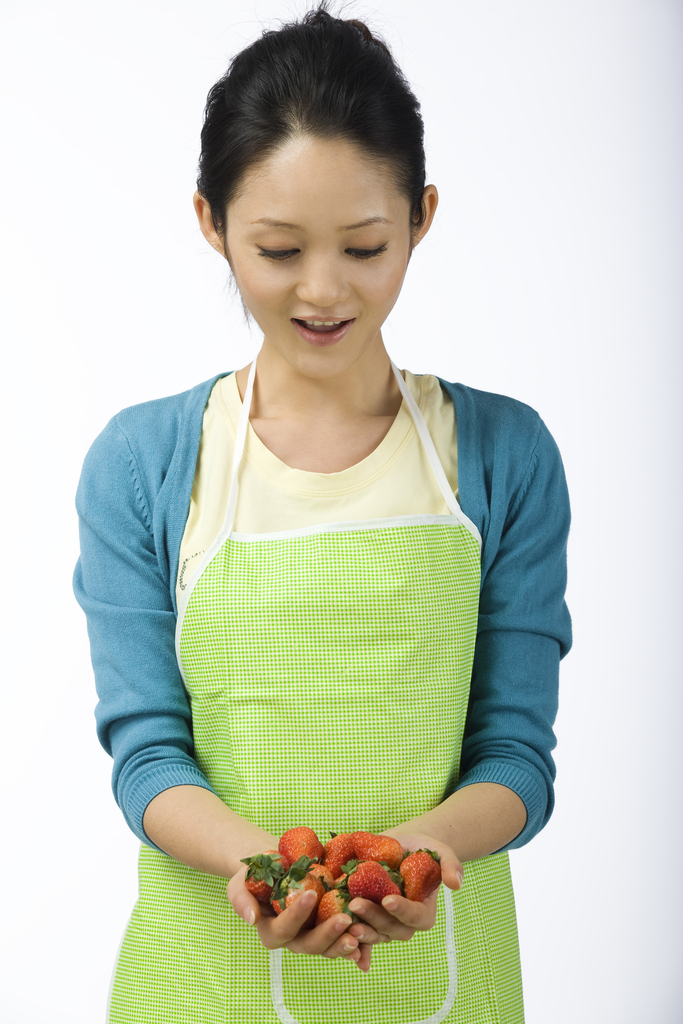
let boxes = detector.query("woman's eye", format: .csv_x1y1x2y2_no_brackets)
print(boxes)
347,245,388,260
258,248,299,260
257,244,387,261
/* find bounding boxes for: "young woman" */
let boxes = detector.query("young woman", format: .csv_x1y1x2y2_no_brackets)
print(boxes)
74,7,571,1022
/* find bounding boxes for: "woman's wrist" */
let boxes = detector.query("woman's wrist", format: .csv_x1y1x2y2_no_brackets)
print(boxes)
143,785,278,879
386,783,527,863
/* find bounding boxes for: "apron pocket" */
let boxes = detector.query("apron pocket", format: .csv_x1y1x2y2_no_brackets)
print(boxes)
270,887,456,1024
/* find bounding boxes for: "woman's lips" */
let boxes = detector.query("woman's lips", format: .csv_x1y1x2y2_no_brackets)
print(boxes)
291,318,356,345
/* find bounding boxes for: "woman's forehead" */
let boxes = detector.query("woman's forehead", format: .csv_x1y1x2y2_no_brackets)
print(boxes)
228,136,409,230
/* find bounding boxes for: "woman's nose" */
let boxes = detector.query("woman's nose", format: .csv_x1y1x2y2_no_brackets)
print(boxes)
294,256,351,309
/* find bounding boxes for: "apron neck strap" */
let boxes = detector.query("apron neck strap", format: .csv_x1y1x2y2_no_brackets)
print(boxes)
390,361,460,516
222,353,459,536
223,354,258,536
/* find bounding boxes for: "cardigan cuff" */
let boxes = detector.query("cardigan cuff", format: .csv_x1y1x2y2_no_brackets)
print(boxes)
454,761,549,851
121,764,219,853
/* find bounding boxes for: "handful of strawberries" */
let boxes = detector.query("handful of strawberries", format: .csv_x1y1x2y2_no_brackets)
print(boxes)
240,826,442,928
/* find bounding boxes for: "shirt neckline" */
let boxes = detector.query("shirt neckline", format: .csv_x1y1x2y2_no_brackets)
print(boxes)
217,371,419,496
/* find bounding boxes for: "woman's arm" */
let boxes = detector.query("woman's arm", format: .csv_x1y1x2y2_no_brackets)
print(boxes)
74,398,221,851
445,387,573,850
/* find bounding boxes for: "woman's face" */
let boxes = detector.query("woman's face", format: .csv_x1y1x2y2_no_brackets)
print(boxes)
195,135,437,380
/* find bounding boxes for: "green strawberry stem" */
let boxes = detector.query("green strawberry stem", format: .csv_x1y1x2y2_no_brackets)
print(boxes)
240,852,288,887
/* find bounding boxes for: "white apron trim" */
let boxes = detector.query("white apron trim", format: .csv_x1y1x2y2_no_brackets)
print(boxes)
105,841,145,1024
390,362,460,521
269,886,457,1024
175,352,481,641
223,512,476,544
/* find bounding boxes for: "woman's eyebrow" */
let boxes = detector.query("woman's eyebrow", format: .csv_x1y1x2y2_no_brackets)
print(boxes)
250,216,392,231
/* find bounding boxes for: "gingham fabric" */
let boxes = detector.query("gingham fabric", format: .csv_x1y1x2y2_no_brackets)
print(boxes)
108,520,523,1023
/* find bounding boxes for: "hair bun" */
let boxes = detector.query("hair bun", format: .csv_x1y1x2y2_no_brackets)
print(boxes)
304,5,392,59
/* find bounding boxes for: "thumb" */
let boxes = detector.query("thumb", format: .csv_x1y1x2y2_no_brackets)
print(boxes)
436,845,464,892
227,864,262,926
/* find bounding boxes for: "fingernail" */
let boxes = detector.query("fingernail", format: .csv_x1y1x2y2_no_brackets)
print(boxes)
349,901,363,914
335,917,351,933
356,932,366,941
301,891,316,907
342,940,356,952
456,871,464,889
383,899,398,912
243,907,255,926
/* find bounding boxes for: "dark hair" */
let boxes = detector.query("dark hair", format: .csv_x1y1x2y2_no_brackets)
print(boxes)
197,4,426,241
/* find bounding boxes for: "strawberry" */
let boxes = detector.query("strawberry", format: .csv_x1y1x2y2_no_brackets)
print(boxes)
308,863,336,891
351,831,406,871
399,849,442,902
315,888,357,925
270,856,325,927
279,827,324,864
240,850,291,904
264,848,293,872
321,833,356,879
347,859,403,904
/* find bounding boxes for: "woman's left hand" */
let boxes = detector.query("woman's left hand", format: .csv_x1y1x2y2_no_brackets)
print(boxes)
345,827,463,945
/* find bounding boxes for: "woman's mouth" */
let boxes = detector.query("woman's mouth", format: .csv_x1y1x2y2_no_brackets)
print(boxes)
291,318,356,345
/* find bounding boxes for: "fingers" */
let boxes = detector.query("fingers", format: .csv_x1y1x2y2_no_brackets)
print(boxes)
256,890,320,948
228,882,384,972
381,890,439,931
348,898,417,941
347,921,390,946
356,942,373,972
349,889,439,939
291,912,360,959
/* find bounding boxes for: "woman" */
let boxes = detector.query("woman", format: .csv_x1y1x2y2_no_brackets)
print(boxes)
74,7,571,1022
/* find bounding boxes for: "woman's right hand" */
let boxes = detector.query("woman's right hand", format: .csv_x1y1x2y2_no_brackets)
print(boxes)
227,864,387,972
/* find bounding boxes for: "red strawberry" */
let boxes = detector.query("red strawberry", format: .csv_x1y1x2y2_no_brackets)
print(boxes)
270,856,326,927
240,850,291,903
399,849,442,902
347,860,402,904
321,833,356,879
308,863,336,891
315,888,357,925
279,827,324,864
351,831,406,871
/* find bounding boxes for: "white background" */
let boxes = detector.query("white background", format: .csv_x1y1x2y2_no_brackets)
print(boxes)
1,1,681,1021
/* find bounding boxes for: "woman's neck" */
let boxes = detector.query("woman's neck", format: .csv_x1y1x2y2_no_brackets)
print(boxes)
233,334,404,473
235,335,402,426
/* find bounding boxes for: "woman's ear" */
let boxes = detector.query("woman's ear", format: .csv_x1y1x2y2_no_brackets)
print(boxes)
412,184,439,247
193,191,228,258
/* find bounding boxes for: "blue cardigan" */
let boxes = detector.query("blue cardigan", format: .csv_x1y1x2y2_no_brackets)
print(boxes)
73,373,572,854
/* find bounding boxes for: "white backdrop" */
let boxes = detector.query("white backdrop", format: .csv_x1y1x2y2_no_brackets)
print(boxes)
1,1,681,1021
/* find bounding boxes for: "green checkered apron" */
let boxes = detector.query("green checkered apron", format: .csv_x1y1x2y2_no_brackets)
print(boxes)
108,358,524,1024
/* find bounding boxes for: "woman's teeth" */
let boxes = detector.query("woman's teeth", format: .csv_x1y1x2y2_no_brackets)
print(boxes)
293,317,353,337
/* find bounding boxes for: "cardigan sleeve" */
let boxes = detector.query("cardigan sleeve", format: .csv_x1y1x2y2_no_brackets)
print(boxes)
73,414,216,851
451,400,572,850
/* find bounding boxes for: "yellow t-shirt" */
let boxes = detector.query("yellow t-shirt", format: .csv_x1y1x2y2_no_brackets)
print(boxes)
176,369,458,600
